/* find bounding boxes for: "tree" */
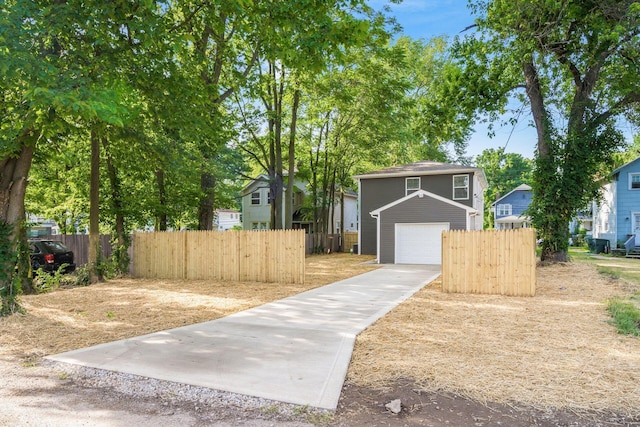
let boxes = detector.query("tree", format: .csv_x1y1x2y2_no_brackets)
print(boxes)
475,148,532,229
453,0,640,261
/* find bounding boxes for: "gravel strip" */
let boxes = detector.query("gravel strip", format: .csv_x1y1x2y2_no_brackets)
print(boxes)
43,359,330,424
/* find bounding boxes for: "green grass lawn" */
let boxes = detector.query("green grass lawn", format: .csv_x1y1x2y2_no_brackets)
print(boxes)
568,247,640,336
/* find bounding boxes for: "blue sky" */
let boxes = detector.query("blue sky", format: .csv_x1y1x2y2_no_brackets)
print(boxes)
369,0,538,160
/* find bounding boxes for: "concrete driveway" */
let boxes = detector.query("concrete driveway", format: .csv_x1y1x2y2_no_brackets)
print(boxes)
46,264,441,410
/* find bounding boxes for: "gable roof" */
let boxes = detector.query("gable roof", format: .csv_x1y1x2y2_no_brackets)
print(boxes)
370,189,477,217
491,184,532,207
611,157,640,177
353,160,487,189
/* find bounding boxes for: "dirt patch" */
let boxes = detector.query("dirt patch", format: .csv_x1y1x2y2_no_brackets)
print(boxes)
332,379,639,427
2,255,640,426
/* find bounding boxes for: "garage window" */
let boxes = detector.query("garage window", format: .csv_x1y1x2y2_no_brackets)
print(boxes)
406,177,420,195
453,175,469,200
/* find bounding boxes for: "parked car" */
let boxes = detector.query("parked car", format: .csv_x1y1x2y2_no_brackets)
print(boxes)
29,240,76,273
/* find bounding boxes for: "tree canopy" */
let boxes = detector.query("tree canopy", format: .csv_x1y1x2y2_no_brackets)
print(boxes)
452,0,640,261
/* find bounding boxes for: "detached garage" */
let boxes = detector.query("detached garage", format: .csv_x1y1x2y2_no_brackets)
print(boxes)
370,189,478,264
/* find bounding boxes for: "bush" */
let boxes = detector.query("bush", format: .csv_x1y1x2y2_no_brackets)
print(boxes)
33,265,68,293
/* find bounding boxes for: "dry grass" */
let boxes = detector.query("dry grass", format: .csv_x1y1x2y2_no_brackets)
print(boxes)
348,261,640,416
0,253,377,357
3,254,639,416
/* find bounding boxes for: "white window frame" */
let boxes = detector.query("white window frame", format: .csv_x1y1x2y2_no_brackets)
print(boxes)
629,173,640,190
405,177,420,195
497,204,512,216
453,175,469,200
251,191,261,205
251,222,269,230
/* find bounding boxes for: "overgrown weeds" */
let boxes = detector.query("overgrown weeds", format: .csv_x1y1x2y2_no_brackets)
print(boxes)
607,295,640,336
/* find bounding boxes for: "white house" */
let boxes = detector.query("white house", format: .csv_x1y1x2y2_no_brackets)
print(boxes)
213,209,242,231
240,174,358,232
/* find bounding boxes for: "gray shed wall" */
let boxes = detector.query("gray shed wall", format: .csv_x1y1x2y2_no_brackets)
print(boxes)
360,173,474,255
378,196,468,263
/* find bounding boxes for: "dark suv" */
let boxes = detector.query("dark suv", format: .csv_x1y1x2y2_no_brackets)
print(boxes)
29,240,76,273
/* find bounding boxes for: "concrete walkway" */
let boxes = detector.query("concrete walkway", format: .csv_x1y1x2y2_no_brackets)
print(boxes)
46,264,440,410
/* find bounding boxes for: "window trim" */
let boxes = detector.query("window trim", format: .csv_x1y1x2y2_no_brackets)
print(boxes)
251,191,261,205
496,204,512,216
405,177,420,195
453,174,469,200
629,173,640,190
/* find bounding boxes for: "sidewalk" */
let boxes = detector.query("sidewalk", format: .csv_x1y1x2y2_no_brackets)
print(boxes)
46,264,440,410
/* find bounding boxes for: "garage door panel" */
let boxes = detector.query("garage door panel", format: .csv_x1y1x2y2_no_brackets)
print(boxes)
395,223,449,264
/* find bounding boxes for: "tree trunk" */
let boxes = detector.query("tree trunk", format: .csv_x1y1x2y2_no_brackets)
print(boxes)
103,138,125,245
156,169,167,231
89,129,102,283
103,137,129,273
198,171,215,230
340,190,345,252
285,89,300,229
0,143,35,294
523,60,570,262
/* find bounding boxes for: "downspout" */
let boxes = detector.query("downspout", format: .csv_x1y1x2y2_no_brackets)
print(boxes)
370,211,379,263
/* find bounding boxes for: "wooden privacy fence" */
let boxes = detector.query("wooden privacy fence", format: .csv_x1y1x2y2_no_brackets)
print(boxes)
133,230,306,284
343,232,358,252
442,228,537,297
37,234,115,267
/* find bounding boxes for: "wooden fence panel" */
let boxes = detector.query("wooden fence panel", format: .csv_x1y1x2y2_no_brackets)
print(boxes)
37,234,115,267
133,230,305,284
343,232,358,252
442,229,536,297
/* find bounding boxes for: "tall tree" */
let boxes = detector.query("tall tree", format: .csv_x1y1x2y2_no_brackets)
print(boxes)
452,0,640,261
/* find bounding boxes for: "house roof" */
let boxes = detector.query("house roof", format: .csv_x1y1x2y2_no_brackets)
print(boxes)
495,214,529,224
353,160,487,189
491,184,532,207
369,189,477,217
240,174,358,197
611,157,640,177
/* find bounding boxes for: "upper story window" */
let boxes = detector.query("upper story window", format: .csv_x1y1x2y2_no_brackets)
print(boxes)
251,192,261,205
630,173,640,190
406,177,420,195
497,204,512,216
267,191,272,204
453,175,469,200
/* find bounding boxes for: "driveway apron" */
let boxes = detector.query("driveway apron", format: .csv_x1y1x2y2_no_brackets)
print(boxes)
46,264,440,410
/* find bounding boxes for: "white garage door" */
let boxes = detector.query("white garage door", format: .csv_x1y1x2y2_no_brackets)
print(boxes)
395,223,449,264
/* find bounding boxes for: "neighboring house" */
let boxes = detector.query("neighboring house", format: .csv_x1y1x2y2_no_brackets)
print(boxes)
26,214,60,237
490,184,532,229
354,160,487,264
240,174,358,232
213,209,241,231
592,157,640,248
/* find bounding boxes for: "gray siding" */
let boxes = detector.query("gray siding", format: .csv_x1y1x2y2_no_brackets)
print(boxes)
360,173,474,254
378,196,467,263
